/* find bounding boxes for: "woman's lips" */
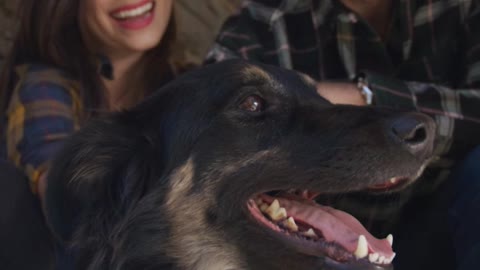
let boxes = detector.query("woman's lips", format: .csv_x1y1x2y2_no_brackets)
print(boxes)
110,0,155,30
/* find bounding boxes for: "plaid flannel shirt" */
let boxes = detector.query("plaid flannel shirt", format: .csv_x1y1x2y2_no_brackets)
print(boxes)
1,60,177,193
206,0,480,183
2,64,83,193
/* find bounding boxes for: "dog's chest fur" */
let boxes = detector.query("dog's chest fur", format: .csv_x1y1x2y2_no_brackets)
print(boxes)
165,158,247,270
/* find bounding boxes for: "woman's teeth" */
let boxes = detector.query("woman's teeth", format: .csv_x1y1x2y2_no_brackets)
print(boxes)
112,2,153,20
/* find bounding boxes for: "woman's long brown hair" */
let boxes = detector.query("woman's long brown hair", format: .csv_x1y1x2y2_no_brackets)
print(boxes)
0,0,176,131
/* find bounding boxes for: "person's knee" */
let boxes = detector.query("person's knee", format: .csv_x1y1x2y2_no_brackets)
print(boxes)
457,146,480,175
457,243,480,270
448,146,480,267
451,146,480,196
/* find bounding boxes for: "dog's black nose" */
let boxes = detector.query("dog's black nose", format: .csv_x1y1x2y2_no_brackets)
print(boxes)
388,113,435,157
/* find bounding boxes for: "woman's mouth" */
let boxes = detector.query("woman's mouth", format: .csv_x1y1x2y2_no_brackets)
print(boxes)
110,0,155,30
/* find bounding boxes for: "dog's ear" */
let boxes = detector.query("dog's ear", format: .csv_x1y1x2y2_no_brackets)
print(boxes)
44,113,162,243
44,72,218,250
43,83,208,269
44,83,212,245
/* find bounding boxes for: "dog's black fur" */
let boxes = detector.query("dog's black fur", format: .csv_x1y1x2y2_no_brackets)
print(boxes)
45,60,436,270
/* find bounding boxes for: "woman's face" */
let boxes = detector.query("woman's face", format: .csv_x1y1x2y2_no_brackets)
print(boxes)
79,0,173,58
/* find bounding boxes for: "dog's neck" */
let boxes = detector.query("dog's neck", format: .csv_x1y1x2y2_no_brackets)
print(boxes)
164,158,247,270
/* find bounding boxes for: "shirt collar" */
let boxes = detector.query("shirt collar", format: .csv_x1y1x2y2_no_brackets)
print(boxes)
97,54,114,80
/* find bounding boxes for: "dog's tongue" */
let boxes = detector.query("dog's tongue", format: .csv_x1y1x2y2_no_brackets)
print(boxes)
261,195,394,259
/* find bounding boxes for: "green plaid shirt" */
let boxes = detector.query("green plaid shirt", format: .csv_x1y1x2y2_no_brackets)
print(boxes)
207,0,480,182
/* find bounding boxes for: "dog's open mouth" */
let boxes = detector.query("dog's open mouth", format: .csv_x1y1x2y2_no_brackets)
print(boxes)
366,176,409,192
246,178,404,268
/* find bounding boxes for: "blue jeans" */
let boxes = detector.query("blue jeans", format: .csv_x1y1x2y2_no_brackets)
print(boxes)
0,160,54,269
449,146,480,270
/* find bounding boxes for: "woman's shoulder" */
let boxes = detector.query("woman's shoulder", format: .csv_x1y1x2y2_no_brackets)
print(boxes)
9,63,83,110
15,63,79,89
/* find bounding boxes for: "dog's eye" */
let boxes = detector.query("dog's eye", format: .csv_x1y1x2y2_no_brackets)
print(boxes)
239,95,265,112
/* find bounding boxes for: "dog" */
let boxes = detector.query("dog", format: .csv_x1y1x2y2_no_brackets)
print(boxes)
45,60,435,270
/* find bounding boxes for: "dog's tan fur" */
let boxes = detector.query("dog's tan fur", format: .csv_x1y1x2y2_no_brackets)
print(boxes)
163,150,284,269
298,72,317,88
165,157,247,270
242,65,273,82
204,148,283,181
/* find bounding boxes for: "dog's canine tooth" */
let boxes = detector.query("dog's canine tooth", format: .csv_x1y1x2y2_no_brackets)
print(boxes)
368,252,379,263
260,203,269,212
267,199,280,212
268,207,287,221
283,217,298,232
354,235,369,259
386,234,393,246
303,228,317,238
389,177,397,184
254,197,263,205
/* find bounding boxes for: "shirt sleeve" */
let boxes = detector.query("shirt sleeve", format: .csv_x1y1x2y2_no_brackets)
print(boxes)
360,4,480,159
204,7,263,64
6,70,82,193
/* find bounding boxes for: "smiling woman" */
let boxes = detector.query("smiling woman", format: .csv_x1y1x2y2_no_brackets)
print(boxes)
0,0,181,268
79,0,172,58
0,0,179,196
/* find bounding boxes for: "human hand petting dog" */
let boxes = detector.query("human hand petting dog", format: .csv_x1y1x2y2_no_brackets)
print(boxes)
316,82,367,106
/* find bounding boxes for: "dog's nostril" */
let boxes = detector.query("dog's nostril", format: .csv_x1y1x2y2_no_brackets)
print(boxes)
408,126,426,144
392,122,427,145
389,116,430,155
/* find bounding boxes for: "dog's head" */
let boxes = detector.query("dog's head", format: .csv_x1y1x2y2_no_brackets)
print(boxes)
46,60,435,270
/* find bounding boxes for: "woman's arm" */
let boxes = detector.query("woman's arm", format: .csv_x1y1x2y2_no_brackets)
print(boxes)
5,66,83,197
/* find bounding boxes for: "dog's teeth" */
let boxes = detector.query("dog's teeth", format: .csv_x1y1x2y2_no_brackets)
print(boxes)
260,203,269,212
271,207,287,221
267,199,280,212
354,235,369,259
386,234,393,246
386,253,396,264
389,178,397,184
368,253,379,263
303,228,317,238
265,200,288,221
378,255,385,264
283,217,298,232
254,197,263,205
